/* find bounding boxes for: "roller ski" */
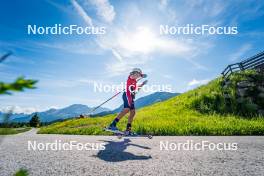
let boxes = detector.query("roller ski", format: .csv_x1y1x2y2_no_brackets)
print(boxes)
103,126,153,139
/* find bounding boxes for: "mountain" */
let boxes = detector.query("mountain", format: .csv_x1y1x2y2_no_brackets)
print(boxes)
0,112,28,123
92,92,179,116
7,104,110,123
2,92,178,122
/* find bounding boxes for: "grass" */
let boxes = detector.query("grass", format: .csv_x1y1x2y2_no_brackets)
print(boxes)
39,76,264,136
0,127,31,135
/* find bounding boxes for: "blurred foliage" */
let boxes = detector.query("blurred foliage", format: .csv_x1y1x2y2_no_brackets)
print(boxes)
14,168,29,176
0,52,38,128
0,76,37,95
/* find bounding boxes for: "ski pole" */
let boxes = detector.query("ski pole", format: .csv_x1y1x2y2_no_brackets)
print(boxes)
89,91,122,115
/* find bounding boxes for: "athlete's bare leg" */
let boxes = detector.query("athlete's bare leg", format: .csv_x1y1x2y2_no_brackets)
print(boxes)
128,109,135,124
116,108,130,120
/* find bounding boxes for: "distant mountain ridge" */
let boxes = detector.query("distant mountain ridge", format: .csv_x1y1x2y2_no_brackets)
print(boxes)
0,92,179,122
1,104,109,123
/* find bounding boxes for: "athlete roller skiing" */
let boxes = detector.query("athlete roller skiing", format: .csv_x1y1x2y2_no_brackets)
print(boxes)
107,68,147,135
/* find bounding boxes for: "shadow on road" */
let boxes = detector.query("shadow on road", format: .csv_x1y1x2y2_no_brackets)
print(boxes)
96,138,152,162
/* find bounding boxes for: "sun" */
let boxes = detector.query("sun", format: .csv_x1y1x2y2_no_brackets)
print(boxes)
118,26,157,54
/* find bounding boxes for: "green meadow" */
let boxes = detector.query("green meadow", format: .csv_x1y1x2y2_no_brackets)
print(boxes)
39,73,264,136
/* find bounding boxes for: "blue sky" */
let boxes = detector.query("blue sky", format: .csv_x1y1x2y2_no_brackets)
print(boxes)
0,0,264,113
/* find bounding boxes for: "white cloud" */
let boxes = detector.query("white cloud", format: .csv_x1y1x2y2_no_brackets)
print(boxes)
98,26,208,75
188,79,210,86
229,44,252,61
69,1,210,76
105,60,133,77
0,93,104,113
111,26,194,57
33,41,103,55
162,74,173,79
89,0,116,23
210,2,226,17
107,35,209,75
159,0,169,9
38,78,97,89
0,106,39,114
188,0,226,17
4,55,35,65
157,0,177,22
77,78,97,84
111,49,123,61
71,0,93,26
46,0,74,15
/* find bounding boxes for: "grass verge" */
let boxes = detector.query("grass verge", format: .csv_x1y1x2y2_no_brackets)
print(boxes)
0,127,31,135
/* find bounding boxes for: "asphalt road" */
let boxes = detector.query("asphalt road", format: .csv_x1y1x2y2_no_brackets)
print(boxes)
0,129,263,176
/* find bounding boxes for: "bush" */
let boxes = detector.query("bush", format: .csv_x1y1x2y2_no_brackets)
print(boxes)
191,94,225,114
190,70,264,117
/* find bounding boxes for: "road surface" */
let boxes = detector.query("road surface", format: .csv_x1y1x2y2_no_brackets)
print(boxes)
0,129,263,176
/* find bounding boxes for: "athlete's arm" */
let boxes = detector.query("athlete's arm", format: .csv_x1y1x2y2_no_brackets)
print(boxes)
136,80,148,92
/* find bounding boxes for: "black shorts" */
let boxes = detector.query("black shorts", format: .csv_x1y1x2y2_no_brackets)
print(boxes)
122,92,135,109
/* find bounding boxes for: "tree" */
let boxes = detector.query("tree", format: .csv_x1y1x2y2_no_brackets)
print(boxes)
29,113,40,127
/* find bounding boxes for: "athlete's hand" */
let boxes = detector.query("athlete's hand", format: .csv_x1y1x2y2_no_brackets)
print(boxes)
137,80,148,91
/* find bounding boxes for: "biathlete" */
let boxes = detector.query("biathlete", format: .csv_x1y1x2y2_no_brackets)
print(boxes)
107,68,147,135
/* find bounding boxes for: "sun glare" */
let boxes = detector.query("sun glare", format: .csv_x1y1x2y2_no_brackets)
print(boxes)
118,26,157,54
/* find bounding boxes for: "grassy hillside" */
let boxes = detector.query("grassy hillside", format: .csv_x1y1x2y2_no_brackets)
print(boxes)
39,73,264,135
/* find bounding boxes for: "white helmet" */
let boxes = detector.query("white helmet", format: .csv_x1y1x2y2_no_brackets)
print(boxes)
131,68,142,75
